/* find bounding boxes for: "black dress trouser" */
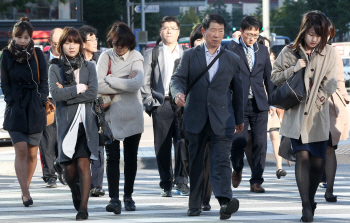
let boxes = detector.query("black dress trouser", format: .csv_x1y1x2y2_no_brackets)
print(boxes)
152,100,188,191
105,133,142,199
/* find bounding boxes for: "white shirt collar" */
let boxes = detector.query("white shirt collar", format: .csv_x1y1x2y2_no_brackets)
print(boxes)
49,50,59,60
163,43,180,54
204,43,221,55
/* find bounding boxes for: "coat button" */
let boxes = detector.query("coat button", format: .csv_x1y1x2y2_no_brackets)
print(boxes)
304,112,308,115
311,69,314,72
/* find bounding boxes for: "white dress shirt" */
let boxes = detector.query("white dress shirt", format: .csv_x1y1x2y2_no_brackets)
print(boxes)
163,44,181,96
204,43,220,82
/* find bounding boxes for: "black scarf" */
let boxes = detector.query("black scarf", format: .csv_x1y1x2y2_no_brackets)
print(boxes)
7,39,35,64
61,54,84,86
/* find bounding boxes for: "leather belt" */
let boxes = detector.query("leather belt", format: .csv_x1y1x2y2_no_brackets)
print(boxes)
164,96,171,101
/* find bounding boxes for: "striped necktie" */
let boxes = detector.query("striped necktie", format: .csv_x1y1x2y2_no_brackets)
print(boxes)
246,46,253,72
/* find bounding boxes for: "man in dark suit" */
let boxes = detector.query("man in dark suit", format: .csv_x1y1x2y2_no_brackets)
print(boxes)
40,28,67,188
171,14,244,220
226,16,275,193
141,16,189,197
78,25,104,197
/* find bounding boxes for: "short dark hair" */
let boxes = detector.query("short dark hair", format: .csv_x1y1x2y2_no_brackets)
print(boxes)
12,17,34,38
202,14,226,30
241,16,262,32
106,22,136,50
328,18,335,42
57,27,84,55
257,35,270,46
159,16,180,29
78,25,98,43
190,24,203,48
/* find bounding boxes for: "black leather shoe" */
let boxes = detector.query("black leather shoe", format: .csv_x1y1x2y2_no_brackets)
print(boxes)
187,208,201,216
160,189,172,197
46,178,57,188
76,211,88,221
324,193,337,202
90,187,105,197
54,159,67,186
106,198,122,214
276,169,287,179
220,198,239,220
124,196,136,211
22,197,33,207
201,203,211,211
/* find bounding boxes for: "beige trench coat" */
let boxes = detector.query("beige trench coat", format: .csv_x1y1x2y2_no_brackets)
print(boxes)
329,47,349,145
271,44,337,143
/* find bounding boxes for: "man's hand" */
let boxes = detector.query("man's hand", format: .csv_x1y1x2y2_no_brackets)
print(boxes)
232,31,242,39
269,107,276,117
56,82,63,88
128,70,138,79
175,93,185,107
235,123,244,134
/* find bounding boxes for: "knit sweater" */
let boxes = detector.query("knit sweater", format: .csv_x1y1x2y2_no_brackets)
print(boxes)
96,49,144,139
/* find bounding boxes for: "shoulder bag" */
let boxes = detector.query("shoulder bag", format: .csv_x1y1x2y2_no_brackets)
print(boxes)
94,98,114,146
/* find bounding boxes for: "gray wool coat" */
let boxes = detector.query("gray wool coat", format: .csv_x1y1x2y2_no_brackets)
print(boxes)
49,61,99,162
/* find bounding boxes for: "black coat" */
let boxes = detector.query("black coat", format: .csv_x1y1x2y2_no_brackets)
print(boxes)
1,48,49,134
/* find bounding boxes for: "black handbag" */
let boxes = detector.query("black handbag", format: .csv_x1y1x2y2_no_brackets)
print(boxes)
94,98,114,146
269,51,306,110
278,136,296,162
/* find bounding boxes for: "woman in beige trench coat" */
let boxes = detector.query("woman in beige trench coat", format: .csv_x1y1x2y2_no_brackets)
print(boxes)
271,11,337,222
320,20,350,203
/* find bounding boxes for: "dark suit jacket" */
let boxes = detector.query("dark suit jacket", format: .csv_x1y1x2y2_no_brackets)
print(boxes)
226,40,273,111
170,43,244,137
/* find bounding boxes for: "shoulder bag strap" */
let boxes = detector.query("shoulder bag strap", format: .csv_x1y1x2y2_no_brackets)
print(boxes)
33,49,40,84
186,49,224,95
107,55,111,76
150,45,159,90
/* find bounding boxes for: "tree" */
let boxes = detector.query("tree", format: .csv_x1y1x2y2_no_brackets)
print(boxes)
178,7,200,38
200,0,232,35
132,12,162,42
0,0,67,13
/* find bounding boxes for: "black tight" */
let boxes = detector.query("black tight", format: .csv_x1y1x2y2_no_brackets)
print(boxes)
295,151,324,217
325,146,337,196
65,157,91,212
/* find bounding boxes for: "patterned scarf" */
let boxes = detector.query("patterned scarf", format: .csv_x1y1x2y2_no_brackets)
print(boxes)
7,39,35,64
61,54,84,86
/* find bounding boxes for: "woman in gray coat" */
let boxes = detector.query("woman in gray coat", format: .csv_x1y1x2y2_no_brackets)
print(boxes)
271,11,337,222
49,27,98,220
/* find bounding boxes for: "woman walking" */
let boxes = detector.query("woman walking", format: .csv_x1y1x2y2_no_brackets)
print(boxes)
96,22,144,214
49,27,98,220
271,11,337,222
1,17,48,207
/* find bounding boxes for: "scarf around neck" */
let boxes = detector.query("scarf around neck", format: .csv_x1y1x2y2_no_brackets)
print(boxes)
61,54,84,86
8,39,35,64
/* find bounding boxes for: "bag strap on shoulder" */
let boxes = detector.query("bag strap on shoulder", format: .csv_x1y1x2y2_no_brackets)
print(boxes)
107,55,111,76
33,49,40,84
150,45,159,90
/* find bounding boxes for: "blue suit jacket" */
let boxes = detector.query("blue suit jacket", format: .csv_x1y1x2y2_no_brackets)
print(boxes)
170,43,244,136
226,40,273,111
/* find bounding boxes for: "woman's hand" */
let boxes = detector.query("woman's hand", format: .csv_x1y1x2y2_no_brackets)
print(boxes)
85,85,88,91
294,59,307,73
56,82,63,88
128,70,138,79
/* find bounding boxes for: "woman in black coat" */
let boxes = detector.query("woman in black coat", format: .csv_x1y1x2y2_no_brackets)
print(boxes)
0,17,48,207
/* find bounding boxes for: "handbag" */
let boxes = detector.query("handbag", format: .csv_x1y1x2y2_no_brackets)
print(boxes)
33,49,56,126
99,56,115,112
268,50,306,110
94,98,114,146
278,136,296,162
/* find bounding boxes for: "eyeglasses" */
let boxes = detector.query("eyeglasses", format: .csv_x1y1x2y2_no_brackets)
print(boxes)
243,32,259,39
161,26,179,31
87,38,98,42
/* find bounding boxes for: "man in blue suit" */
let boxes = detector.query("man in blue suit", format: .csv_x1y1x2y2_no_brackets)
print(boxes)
226,16,275,193
171,14,244,220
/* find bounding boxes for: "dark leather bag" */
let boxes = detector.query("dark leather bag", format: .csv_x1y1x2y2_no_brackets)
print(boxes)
268,50,306,110
94,98,114,146
278,136,296,162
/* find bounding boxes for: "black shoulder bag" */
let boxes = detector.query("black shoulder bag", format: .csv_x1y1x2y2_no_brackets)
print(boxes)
268,50,306,110
94,98,114,146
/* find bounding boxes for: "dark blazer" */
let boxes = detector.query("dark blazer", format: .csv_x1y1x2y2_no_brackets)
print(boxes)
1,48,48,134
49,60,99,162
226,40,274,111
170,43,244,136
43,50,50,64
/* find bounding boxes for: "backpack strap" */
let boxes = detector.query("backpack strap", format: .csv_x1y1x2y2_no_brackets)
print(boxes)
150,45,159,90
33,49,40,84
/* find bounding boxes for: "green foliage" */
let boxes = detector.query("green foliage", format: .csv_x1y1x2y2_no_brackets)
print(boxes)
0,0,67,13
133,12,162,42
200,0,232,35
178,7,200,38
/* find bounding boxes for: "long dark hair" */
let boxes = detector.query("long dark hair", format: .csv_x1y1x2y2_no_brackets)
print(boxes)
12,17,34,38
289,11,329,53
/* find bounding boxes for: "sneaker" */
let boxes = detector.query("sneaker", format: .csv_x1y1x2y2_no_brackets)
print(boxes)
319,182,327,188
90,187,105,197
175,184,189,196
46,178,57,188
106,198,122,214
160,189,172,197
124,196,136,211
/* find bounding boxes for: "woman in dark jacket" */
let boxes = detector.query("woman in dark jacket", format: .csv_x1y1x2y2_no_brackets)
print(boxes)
0,17,48,207
49,27,98,220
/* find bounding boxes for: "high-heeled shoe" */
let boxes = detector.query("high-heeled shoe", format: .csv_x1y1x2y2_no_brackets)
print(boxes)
22,196,33,207
300,206,313,222
76,211,88,221
276,169,287,179
324,193,337,202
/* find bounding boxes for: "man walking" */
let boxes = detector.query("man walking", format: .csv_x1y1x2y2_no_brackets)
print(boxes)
226,16,275,193
141,16,189,197
171,14,244,220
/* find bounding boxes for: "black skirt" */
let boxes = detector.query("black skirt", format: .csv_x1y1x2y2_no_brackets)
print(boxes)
61,123,91,164
291,137,327,159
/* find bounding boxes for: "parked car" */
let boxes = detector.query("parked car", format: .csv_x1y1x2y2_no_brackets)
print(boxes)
0,86,11,142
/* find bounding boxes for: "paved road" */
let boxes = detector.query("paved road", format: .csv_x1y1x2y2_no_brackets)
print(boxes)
0,165,350,223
